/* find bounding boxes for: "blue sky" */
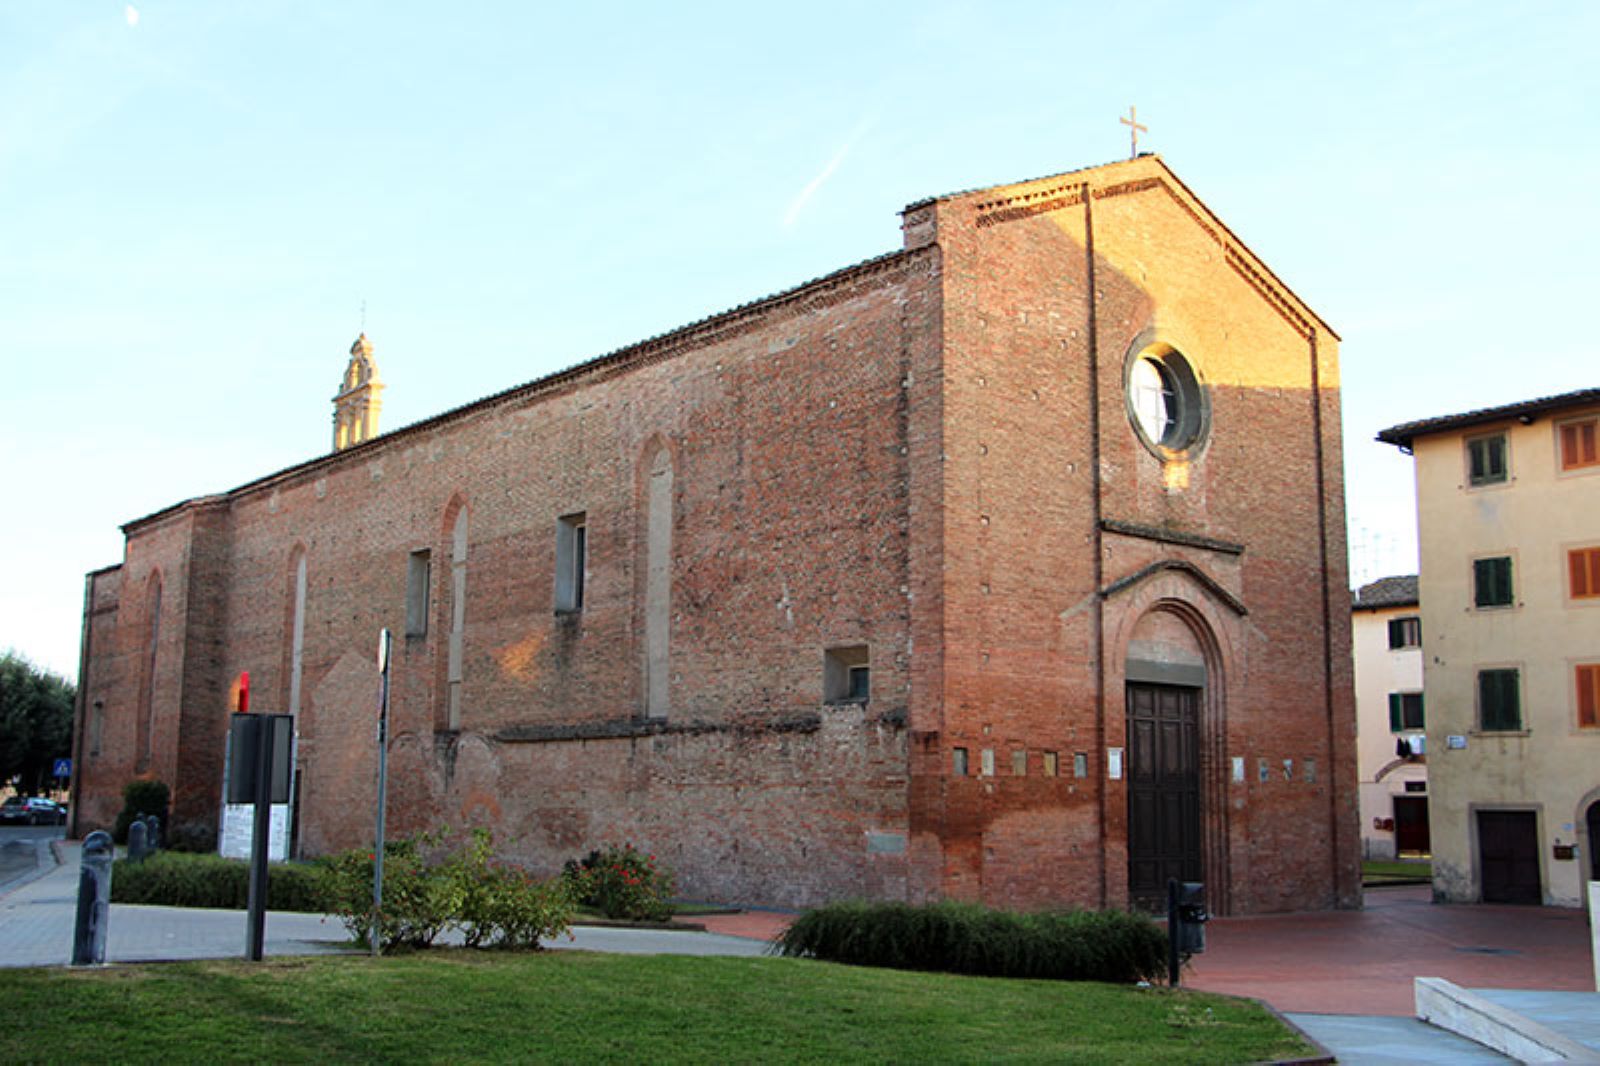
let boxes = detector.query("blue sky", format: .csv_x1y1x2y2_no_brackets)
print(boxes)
2,1,1595,680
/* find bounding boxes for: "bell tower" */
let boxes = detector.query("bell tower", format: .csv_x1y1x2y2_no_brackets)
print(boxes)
332,333,384,451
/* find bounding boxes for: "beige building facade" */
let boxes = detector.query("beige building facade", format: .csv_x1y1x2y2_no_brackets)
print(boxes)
1351,576,1427,861
1381,388,1600,905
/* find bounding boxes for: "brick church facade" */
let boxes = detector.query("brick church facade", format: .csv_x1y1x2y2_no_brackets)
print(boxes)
72,156,1361,914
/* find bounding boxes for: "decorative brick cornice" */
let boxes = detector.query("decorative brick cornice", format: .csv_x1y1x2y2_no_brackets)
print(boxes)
494,706,906,745
1101,518,1244,556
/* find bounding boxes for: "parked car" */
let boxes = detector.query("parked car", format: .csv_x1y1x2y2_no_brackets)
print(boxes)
0,796,67,826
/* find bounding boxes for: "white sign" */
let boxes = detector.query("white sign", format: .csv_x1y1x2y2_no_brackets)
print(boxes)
221,803,290,861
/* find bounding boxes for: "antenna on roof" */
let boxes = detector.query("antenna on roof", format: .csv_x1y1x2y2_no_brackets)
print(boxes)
1120,106,1147,159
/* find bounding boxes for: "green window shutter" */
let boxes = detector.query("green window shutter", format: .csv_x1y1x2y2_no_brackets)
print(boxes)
1389,693,1403,732
1475,557,1513,607
1414,693,1425,730
1479,669,1521,731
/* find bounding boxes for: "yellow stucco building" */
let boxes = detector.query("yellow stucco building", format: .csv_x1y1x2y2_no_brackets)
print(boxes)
1380,388,1600,905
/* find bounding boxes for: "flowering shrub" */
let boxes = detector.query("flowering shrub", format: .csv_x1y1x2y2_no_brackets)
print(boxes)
320,828,573,952
563,843,676,922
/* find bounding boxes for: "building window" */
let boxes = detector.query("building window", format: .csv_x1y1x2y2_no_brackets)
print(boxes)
555,513,586,612
824,645,869,703
1011,749,1027,776
1466,433,1508,486
1043,751,1059,777
1387,616,1421,649
1568,547,1600,600
953,747,969,776
1125,344,1206,455
1388,692,1425,732
1559,417,1598,471
1478,668,1522,732
1404,780,1426,793
1576,664,1600,729
1473,556,1514,608
405,550,431,637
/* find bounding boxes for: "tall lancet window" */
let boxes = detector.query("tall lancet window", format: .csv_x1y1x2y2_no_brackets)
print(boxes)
137,572,162,770
287,548,308,716
446,507,468,730
645,446,673,719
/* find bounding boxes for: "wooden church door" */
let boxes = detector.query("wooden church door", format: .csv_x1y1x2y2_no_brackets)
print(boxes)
1126,682,1202,910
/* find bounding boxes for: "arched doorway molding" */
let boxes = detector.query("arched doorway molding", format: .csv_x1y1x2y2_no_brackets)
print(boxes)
1575,784,1600,883
1103,562,1243,914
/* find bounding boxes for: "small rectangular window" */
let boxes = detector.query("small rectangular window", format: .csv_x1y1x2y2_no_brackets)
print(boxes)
1577,664,1600,729
1072,752,1088,778
1559,418,1599,471
1387,616,1421,649
1011,750,1027,776
1568,547,1600,599
1474,556,1514,608
1388,692,1425,732
555,513,586,612
1467,433,1508,486
406,550,431,637
824,645,870,703
1043,752,1058,777
953,747,969,776
979,748,995,777
1478,668,1522,732
1403,780,1426,793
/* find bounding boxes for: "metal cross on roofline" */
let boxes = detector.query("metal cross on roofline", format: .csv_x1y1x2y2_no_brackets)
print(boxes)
1120,105,1147,159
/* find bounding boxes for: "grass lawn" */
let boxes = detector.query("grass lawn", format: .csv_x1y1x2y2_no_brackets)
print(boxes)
1361,859,1432,885
0,951,1312,1064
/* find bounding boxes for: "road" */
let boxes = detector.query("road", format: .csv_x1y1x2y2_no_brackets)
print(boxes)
0,826,64,892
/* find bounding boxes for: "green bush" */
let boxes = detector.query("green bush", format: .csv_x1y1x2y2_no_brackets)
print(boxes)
109,851,328,912
562,843,676,921
452,829,576,949
165,821,217,854
775,900,1167,984
112,779,170,845
319,829,573,952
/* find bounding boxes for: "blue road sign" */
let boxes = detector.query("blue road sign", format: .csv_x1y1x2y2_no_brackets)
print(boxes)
52,758,71,778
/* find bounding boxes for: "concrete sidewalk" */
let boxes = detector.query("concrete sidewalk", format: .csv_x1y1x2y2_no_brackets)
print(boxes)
0,841,768,969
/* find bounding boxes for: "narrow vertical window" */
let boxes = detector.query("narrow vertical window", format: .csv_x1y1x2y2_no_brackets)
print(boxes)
953,747,969,776
446,509,468,730
405,550,432,637
137,574,162,770
1466,433,1508,486
1478,668,1522,732
1576,664,1600,729
1011,750,1027,776
645,450,673,718
90,699,105,757
288,551,307,716
555,513,586,612
1043,751,1059,777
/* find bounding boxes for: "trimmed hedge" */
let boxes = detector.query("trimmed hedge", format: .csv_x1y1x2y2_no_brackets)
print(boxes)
110,851,329,913
774,900,1167,984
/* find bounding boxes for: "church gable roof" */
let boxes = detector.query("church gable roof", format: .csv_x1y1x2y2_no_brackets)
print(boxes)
911,155,1338,342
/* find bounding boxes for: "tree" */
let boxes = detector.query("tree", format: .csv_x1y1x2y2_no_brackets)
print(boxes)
0,652,75,796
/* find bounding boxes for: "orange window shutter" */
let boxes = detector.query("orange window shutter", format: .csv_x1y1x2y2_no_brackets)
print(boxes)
1579,665,1600,728
1564,421,1599,469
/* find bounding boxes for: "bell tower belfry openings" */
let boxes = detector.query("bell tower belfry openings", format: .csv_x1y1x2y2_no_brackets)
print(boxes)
332,333,384,451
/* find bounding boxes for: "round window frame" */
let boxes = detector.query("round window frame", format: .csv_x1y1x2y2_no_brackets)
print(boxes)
1122,341,1209,459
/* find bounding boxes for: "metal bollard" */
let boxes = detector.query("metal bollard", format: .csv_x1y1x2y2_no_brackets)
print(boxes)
127,819,148,864
143,814,162,853
71,831,114,966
